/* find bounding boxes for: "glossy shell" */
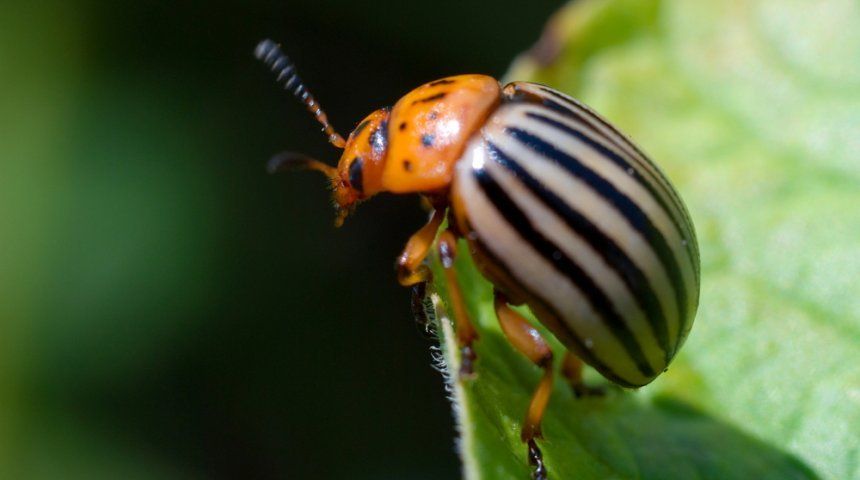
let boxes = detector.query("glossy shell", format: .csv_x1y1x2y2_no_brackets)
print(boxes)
382,75,500,193
451,82,700,387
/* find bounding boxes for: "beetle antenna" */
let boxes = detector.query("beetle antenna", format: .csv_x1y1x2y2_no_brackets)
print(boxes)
255,39,347,149
267,151,338,178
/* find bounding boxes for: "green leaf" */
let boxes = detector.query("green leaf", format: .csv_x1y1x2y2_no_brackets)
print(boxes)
428,0,860,478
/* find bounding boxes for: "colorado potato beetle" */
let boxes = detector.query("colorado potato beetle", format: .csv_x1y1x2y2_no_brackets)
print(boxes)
255,39,700,478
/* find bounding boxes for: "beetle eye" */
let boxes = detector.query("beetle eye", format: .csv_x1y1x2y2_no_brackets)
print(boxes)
348,157,364,193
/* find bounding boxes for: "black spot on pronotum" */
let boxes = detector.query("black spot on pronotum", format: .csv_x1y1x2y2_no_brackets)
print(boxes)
429,79,456,86
412,92,447,104
421,134,435,147
403,159,412,172
348,157,364,192
399,121,407,131
428,111,438,120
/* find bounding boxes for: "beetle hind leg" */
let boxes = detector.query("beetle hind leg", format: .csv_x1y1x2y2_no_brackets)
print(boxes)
561,352,605,398
494,290,553,480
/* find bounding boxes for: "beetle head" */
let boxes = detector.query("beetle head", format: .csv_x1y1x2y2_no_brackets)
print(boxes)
330,108,391,223
266,108,393,227
257,39,395,226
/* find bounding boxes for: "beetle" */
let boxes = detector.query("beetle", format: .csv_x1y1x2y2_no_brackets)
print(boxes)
255,39,700,479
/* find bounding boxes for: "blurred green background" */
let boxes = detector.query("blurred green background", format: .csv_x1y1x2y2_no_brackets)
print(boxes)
0,1,562,478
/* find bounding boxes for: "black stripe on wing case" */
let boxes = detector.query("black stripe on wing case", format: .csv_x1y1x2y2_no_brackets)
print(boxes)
512,89,664,191
522,104,694,262
486,142,671,360
472,165,656,378
505,126,689,349
524,111,699,282
467,235,638,387
536,88,688,215
534,86,700,277
507,86,695,252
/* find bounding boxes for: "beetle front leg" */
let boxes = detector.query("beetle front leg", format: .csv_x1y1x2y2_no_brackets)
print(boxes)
437,230,479,377
494,290,553,480
397,207,446,287
398,207,446,338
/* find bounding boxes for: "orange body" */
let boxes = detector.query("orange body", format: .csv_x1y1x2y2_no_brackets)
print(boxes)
333,74,501,213
382,75,500,193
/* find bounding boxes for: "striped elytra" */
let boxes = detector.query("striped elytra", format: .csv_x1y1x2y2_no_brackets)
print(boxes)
257,45,700,474
451,82,699,387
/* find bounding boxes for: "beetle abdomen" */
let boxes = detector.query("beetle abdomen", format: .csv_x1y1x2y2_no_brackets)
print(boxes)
452,82,699,387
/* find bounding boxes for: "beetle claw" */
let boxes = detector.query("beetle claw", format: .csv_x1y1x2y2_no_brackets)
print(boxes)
572,383,606,399
527,439,547,480
410,282,435,340
458,344,477,379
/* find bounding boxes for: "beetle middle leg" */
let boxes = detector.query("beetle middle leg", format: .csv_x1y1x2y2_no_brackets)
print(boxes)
494,290,553,480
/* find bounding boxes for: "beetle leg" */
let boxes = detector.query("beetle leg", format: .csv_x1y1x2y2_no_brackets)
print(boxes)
561,352,605,398
410,282,435,339
494,291,552,480
437,230,479,377
397,207,446,287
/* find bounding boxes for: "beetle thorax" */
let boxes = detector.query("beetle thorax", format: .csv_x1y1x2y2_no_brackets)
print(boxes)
332,75,501,220
383,75,501,194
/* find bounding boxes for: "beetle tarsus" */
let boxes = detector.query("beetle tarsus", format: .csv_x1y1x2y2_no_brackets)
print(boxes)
572,383,606,398
459,344,477,378
527,438,547,480
561,351,606,398
410,282,435,339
